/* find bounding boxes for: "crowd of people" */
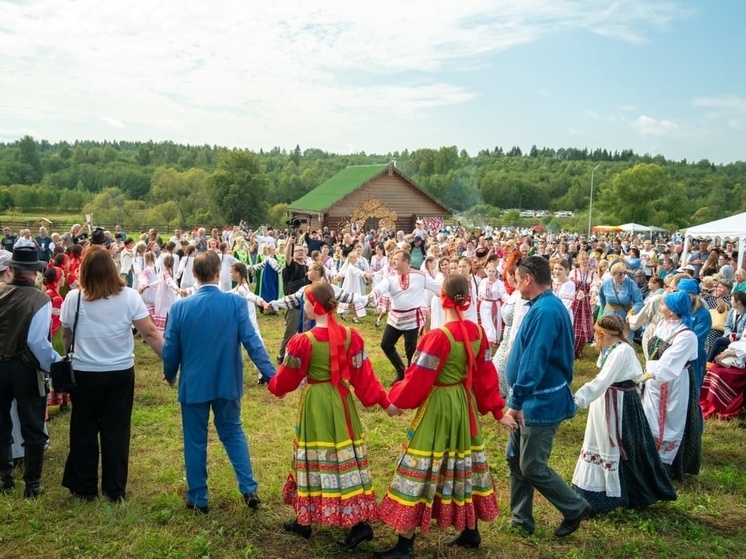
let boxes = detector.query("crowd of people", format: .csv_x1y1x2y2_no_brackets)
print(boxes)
1,217,745,557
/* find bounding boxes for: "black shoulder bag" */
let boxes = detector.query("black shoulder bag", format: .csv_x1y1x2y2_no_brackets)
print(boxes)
49,291,82,393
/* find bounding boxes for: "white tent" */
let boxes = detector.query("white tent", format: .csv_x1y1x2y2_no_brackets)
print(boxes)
682,212,746,269
619,223,652,234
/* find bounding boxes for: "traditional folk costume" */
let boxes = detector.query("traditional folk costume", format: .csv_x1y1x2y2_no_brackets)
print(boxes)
598,275,644,341
700,339,746,420
570,267,596,358
337,261,368,319
493,289,521,398
231,283,265,345
219,252,238,292
628,292,665,361
573,342,676,514
477,279,508,345
153,269,180,332
269,283,369,335
268,303,390,529
463,274,480,324
138,264,158,318
377,319,503,533
371,269,442,383
553,279,576,325
45,269,69,407
429,273,447,330
252,256,282,303
373,261,396,316
642,295,700,481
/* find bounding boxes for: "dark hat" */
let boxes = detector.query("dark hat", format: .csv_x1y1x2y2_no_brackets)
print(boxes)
633,269,647,278
9,246,47,272
413,235,423,242
90,227,108,245
475,247,489,258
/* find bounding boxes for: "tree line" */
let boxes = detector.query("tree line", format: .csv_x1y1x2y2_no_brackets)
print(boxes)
1,136,744,231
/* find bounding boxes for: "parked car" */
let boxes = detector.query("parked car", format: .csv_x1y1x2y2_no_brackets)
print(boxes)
535,210,550,217
520,210,535,218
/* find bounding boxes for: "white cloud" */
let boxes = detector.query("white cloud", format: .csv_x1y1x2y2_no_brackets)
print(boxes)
101,117,124,128
583,109,600,120
0,0,687,150
633,115,679,136
538,90,550,97
693,95,746,113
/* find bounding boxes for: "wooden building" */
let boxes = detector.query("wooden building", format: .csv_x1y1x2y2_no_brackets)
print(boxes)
287,163,450,232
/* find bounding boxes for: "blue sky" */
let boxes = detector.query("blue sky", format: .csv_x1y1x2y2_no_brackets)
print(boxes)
1,0,744,163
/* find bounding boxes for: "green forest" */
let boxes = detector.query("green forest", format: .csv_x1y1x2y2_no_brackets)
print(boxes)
1,136,744,231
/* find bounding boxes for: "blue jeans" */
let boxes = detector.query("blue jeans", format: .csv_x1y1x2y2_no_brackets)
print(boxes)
181,398,257,507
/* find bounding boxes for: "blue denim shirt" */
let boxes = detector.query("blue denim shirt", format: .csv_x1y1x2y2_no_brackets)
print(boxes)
506,289,576,426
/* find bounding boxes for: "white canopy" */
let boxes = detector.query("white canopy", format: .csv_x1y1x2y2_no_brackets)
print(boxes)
619,223,652,234
682,212,746,269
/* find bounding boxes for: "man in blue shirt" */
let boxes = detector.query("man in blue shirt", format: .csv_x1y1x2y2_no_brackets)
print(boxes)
505,256,591,537
163,250,275,513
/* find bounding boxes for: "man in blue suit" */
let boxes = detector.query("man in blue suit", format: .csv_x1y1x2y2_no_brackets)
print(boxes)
163,250,275,514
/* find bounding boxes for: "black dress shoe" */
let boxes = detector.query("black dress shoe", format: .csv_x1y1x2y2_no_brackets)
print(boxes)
337,521,373,550
373,535,415,558
186,501,209,514
445,528,481,548
555,502,593,537
283,519,312,539
243,491,261,509
70,490,97,502
373,546,414,559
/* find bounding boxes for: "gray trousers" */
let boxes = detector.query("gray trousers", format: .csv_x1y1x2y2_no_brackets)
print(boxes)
506,424,587,532
278,308,301,361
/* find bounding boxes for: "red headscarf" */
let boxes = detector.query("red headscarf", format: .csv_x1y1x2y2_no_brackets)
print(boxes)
306,290,351,387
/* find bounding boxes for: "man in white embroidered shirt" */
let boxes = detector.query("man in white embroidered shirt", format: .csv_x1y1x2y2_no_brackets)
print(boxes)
369,250,441,384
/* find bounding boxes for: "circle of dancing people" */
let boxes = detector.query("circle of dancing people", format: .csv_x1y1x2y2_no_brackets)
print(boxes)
1,220,743,558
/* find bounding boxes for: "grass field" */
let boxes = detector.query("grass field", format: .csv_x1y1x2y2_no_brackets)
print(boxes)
2,310,746,559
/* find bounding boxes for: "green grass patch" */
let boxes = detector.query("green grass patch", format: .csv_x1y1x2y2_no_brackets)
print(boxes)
3,311,746,558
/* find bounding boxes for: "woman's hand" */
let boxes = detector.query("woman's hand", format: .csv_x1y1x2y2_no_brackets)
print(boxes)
384,404,402,417
499,414,518,431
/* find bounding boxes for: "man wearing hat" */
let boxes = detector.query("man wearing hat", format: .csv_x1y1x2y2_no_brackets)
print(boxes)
633,269,650,299
90,227,109,247
0,247,62,497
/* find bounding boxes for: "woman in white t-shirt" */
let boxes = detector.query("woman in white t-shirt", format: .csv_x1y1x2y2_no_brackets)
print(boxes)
60,246,163,502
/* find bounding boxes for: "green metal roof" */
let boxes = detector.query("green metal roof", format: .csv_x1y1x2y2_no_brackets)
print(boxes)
287,164,389,212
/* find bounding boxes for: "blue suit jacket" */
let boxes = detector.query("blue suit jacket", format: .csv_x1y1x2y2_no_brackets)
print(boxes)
163,285,275,404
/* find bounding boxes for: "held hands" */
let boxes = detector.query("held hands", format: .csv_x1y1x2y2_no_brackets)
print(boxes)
499,414,519,431
384,404,403,417
505,408,525,427
162,375,176,388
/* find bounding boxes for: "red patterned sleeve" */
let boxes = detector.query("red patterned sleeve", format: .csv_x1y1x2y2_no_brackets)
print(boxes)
268,333,312,397
388,328,450,409
347,329,391,409
472,325,506,420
